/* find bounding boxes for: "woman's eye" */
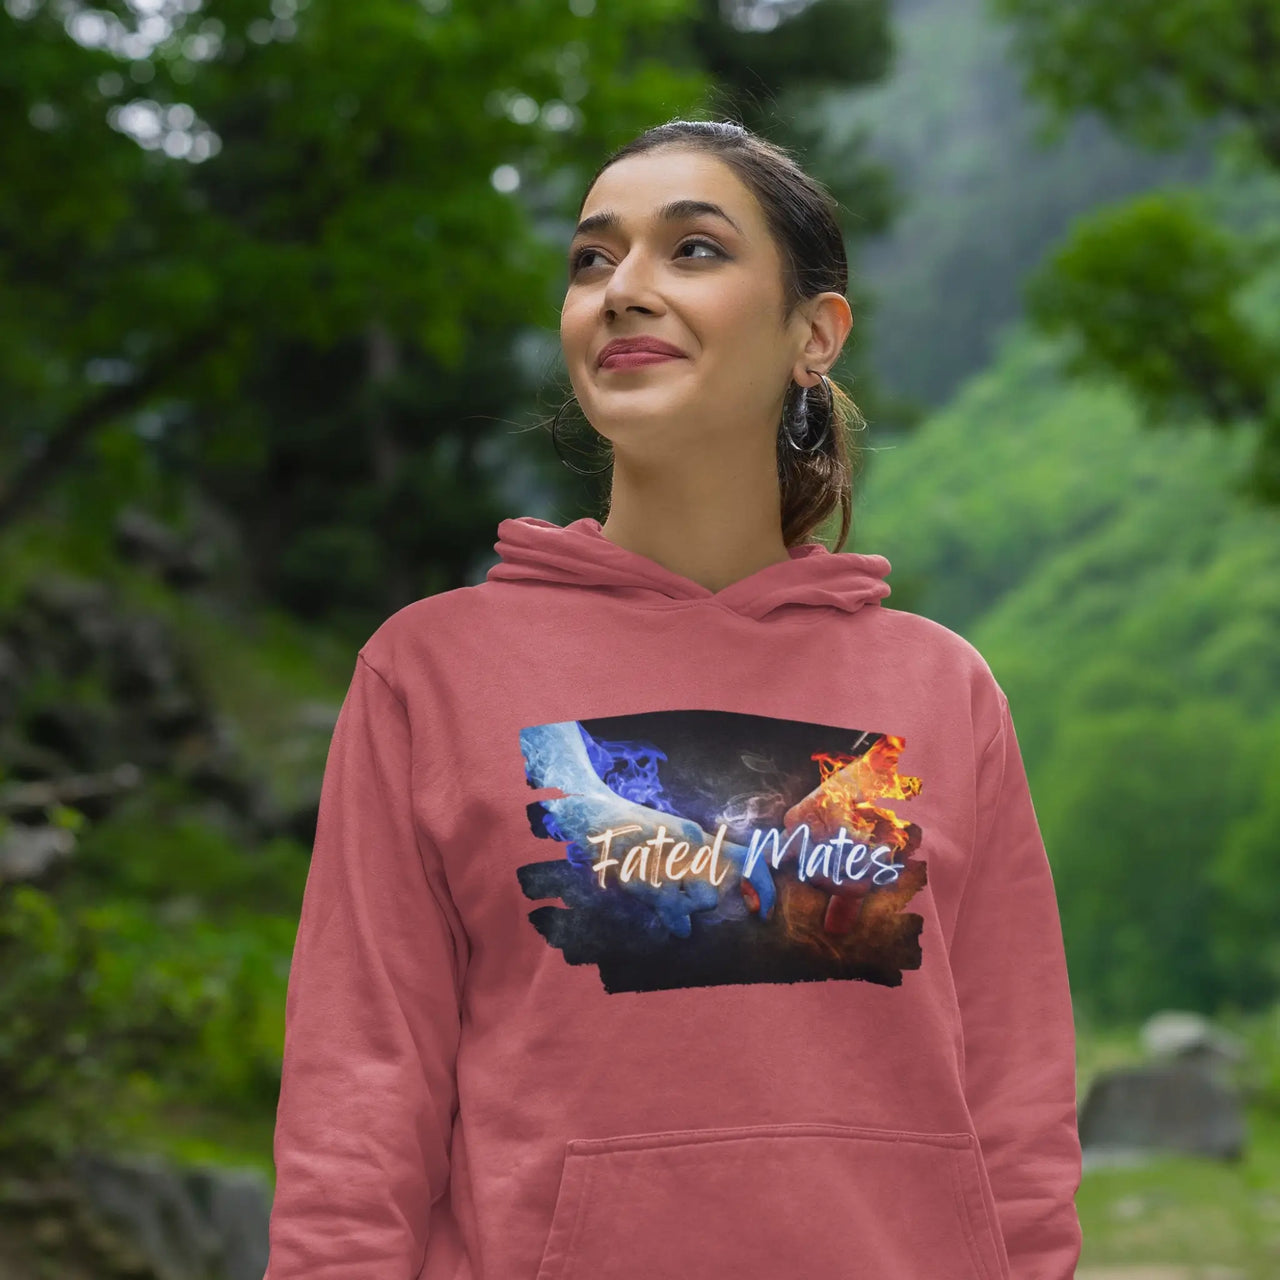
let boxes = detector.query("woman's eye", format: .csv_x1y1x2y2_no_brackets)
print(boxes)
677,238,723,260
569,238,724,275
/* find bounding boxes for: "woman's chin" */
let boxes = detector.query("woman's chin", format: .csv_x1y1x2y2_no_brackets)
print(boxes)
588,405,692,437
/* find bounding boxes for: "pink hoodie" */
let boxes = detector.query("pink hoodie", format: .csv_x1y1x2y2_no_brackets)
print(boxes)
264,515,1082,1280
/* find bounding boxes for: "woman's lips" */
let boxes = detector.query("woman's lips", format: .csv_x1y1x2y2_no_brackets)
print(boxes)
599,352,684,370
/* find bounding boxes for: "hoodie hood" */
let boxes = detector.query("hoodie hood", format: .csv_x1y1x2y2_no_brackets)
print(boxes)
486,516,891,621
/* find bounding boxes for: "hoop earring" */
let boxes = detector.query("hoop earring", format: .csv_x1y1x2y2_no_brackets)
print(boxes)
782,371,833,456
551,395,613,477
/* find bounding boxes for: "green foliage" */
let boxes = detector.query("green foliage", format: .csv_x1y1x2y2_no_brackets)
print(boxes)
1043,701,1274,1019
0,0,906,631
0,0,714,626
1,0,708,370
857,305,1280,1026
989,0,1280,506
812,0,1221,411
70,785,308,912
1208,731,1280,998
988,0,1280,164
0,530,355,1165
0,881,296,1161
1024,190,1276,427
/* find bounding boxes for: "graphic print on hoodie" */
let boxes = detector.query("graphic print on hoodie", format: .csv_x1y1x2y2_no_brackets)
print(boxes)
519,711,928,992
263,513,1084,1280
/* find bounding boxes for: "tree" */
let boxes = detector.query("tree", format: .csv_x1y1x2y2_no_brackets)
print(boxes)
1,0,709,621
988,0,1280,506
1,0,904,634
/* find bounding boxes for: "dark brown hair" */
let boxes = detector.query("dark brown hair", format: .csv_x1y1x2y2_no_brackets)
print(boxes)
568,118,867,552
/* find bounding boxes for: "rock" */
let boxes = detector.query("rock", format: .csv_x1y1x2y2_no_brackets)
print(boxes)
0,765,142,822
114,507,217,589
1079,1059,1246,1163
0,573,280,835
0,823,77,884
1140,1009,1247,1076
69,1148,271,1280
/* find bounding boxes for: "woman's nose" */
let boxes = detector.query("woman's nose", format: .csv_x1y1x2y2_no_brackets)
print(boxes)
601,252,662,316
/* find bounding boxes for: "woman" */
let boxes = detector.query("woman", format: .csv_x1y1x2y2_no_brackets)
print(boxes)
264,119,1082,1280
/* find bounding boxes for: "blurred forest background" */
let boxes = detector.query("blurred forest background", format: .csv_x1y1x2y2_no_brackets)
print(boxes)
2,0,1279,1275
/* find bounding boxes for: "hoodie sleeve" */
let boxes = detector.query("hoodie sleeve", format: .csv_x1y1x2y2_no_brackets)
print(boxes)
264,651,466,1280
948,688,1083,1280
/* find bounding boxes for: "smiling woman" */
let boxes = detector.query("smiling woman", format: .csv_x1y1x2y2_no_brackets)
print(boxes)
264,117,1083,1280
554,121,865,586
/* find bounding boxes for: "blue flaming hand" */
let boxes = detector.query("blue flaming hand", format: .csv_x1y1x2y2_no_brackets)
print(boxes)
521,721,777,936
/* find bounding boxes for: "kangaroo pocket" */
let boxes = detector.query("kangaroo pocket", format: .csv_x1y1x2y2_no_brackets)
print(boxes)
533,1121,1006,1280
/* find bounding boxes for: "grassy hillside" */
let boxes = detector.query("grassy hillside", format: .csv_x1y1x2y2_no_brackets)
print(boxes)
849,151,1280,1025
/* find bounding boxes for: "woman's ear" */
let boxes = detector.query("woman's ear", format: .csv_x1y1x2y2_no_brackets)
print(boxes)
791,292,852,385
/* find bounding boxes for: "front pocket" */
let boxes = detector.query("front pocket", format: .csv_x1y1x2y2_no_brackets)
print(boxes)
533,1122,1006,1280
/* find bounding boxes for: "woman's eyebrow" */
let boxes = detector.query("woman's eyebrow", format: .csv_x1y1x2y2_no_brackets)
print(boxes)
571,199,744,242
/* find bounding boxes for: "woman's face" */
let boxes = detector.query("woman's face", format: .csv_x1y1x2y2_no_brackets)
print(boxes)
560,147,806,461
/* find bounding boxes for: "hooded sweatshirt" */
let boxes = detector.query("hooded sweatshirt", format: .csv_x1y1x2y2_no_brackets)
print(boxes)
263,515,1082,1280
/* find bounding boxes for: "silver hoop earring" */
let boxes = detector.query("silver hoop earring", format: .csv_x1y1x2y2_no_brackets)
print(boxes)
550,395,613,477
782,371,833,455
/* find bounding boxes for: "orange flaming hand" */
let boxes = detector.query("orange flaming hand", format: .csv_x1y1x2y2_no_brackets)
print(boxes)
777,735,922,936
